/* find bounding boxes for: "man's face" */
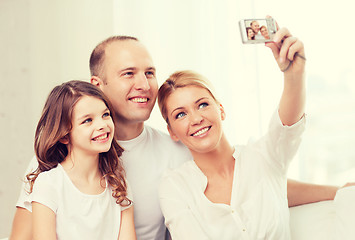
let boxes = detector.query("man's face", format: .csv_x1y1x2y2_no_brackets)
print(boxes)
251,21,260,33
98,40,158,125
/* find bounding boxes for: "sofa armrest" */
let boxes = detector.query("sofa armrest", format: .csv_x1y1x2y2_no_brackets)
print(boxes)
290,200,335,240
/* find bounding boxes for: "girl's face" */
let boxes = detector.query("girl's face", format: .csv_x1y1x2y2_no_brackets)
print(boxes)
68,96,114,156
248,29,255,39
165,86,225,154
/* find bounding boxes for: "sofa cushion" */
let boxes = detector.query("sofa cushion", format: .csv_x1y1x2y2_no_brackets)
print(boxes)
334,186,355,240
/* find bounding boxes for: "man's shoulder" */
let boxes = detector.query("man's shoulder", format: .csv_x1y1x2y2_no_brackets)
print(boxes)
144,125,182,147
35,165,62,183
162,161,202,186
27,155,39,170
144,125,170,138
143,125,191,165
160,160,203,194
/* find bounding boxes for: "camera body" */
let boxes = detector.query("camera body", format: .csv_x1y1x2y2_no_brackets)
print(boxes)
239,18,277,44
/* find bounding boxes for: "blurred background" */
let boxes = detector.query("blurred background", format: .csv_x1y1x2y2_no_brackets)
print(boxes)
1,0,355,237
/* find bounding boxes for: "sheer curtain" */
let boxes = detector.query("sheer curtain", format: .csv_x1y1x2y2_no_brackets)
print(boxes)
254,1,355,185
113,0,355,186
113,0,264,144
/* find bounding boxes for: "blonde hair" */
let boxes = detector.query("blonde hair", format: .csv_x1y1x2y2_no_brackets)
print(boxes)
158,70,219,124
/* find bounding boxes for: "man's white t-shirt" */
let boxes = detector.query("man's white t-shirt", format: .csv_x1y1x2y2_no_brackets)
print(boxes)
254,32,264,40
17,125,191,240
118,126,191,240
159,111,306,240
24,164,132,240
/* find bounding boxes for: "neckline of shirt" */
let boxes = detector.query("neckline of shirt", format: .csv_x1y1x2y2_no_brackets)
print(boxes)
117,125,149,151
58,163,108,198
190,146,241,208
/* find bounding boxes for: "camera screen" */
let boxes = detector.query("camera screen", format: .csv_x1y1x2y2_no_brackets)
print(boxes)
241,19,276,43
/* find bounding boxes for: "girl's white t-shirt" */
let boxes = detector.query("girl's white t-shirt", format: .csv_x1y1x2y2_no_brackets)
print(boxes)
25,164,132,240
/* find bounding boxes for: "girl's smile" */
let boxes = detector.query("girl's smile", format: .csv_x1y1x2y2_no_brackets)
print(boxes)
70,95,115,155
92,132,111,143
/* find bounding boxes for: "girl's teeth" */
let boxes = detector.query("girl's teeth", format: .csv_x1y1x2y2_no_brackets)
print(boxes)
94,134,107,141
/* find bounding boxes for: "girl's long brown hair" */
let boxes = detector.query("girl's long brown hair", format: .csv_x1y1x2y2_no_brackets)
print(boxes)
27,80,131,206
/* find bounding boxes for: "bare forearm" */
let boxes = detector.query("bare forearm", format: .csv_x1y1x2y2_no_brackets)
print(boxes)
118,207,137,240
279,70,306,126
265,26,306,126
287,179,338,207
9,207,32,240
32,202,56,240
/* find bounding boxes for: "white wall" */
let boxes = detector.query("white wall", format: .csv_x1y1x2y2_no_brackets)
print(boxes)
0,0,115,236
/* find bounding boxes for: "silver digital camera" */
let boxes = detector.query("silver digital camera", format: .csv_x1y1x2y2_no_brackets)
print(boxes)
239,18,277,44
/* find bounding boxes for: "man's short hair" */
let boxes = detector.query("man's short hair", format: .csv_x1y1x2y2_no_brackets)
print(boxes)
89,36,138,78
250,20,259,27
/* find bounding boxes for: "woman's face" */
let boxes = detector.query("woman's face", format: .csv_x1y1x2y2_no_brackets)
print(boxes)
247,29,255,39
260,27,270,39
165,85,225,154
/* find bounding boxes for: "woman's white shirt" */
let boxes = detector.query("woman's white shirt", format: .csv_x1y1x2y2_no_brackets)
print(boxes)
159,111,306,240
25,164,132,240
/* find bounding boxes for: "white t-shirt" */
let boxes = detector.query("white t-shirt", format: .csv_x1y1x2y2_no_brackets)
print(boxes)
17,125,191,240
254,32,264,40
24,164,132,240
17,155,38,206
118,126,191,240
159,111,306,240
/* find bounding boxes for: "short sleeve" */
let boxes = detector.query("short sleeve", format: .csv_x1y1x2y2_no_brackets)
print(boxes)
16,156,39,210
26,172,58,213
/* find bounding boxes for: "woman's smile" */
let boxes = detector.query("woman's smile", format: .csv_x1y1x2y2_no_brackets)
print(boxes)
191,126,211,137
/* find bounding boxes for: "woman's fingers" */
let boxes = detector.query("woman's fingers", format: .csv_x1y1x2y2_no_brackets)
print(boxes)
287,40,305,61
268,26,306,62
273,27,292,44
264,20,306,72
265,40,292,71
279,36,298,62
280,37,305,64
265,41,281,60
